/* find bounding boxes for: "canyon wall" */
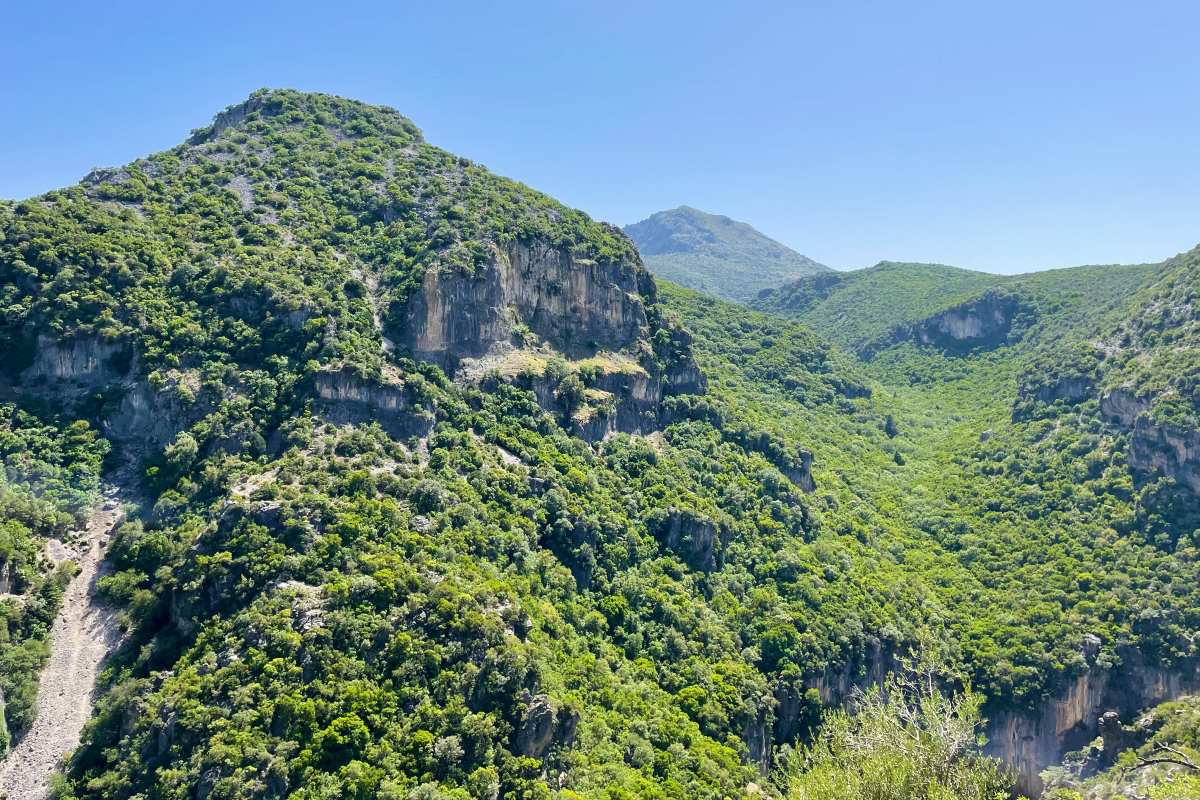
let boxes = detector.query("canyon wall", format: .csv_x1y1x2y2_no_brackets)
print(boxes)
984,654,1200,796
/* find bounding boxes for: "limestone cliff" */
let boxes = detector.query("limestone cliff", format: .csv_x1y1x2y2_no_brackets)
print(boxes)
20,334,131,394
12,334,196,453
743,636,1200,797
397,237,705,441
984,653,1200,796
1101,389,1200,493
399,239,649,367
312,366,435,438
881,289,1024,355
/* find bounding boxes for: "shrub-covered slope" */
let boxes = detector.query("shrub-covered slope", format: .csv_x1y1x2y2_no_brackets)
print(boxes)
0,407,107,750
0,90,912,800
754,259,1161,357
2,89,1197,800
746,252,1200,795
623,206,828,304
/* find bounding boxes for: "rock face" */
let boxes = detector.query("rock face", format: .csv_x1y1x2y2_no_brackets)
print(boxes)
917,291,1020,345
400,240,648,368
736,641,898,770
20,334,131,393
783,452,816,493
983,654,1200,796
649,509,723,572
1101,389,1200,493
400,237,705,442
1026,376,1094,407
747,638,1200,797
13,334,194,453
514,694,579,759
313,367,435,438
525,355,705,442
880,290,1024,355
103,382,195,451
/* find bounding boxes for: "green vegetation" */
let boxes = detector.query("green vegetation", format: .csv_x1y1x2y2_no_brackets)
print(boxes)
753,262,1000,353
780,652,1011,800
662,277,1200,709
1043,695,1200,799
0,405,108,749
1,89,1197,799
3,91,885,800
623,206,828,303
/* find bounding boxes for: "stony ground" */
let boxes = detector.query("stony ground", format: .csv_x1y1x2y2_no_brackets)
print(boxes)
0,491,124,800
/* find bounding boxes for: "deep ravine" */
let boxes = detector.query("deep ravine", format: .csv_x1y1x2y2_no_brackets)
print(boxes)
0,489,124,800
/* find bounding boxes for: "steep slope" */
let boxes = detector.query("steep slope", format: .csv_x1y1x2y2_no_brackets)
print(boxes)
4,89,1195,800
753,261,1001,354
1041,694,1200,798
623,206,828,303
0,407,109,760
0,91,893,800
747,254,1200,795
0,493,123,800
0,90,703,451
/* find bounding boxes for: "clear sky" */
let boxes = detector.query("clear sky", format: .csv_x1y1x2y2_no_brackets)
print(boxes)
4,0,1199,273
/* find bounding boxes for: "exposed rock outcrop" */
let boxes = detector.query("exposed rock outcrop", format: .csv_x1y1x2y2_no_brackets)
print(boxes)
737,641,898,768
1025,376,1094,407
783,452,816,493
745,638,1200,797
398,237,705,442
312,367,435,438
915,290,1022,346
871,290,1025,356
514,694,579,759
1101,389,1200,493
103,381,197,450
12,334,195,454
984,653,1200,796
648,508,724,572
20,334,131,394
400,240,648,368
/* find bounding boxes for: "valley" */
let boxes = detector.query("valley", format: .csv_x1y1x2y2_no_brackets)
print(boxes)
0,90,1195,799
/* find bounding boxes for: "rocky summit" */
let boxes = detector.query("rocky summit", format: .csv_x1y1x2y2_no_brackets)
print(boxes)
0,90,1197,800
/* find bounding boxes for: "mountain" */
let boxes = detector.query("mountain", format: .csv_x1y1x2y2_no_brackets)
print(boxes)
623,205,829,303
0,89,1197,800
0,90,835,800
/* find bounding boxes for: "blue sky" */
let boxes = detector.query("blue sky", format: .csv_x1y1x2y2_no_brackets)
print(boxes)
3,0,1199,273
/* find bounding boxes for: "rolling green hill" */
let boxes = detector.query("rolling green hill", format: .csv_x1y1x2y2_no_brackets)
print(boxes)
623,206,828,303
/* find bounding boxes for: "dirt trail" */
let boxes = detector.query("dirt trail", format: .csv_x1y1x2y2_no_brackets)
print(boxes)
0,490,124,800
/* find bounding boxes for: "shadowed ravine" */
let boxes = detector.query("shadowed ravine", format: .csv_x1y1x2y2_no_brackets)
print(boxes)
0,491,124,800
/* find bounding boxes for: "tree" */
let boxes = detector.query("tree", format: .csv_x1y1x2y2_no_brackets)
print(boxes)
780,652,1015,800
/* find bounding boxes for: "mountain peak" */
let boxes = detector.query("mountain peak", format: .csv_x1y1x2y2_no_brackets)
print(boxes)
186,88,425,147
624,206,828,303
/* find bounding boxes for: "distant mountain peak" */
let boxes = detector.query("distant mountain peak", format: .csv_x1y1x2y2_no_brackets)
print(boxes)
623,206,828,303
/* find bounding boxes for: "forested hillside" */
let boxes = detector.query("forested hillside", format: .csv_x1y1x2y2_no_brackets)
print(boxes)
0,90,1196,800
746,250,1200,794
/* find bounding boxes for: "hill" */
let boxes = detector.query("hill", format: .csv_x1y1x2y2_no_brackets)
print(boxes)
0,89,876,800
623,206,828,303
0,90,1197,800
753,259,1162,357
748,252,1200,794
